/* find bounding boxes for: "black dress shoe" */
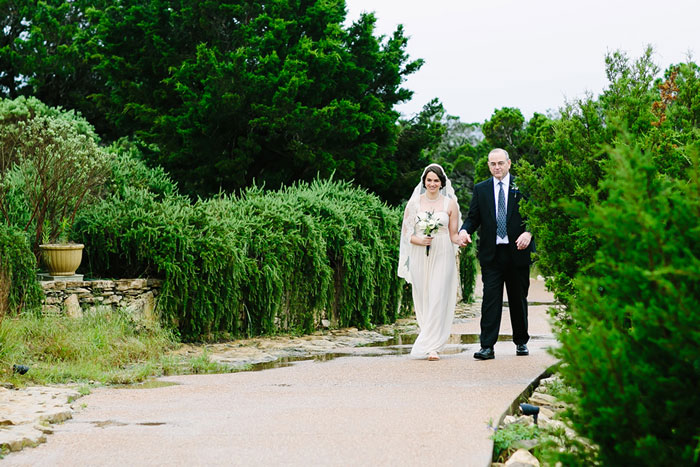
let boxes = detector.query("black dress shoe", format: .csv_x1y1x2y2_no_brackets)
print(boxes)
516,344,529,356
474,347,495,360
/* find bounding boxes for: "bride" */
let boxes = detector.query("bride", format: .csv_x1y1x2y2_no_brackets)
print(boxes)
398,164,462,361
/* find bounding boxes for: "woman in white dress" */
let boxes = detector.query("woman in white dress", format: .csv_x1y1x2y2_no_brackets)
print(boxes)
398,164,462,361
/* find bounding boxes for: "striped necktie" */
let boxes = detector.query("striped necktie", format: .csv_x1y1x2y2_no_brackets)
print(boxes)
497,181,507,239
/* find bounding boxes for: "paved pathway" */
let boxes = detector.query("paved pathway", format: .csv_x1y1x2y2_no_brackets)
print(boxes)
4,278,558,466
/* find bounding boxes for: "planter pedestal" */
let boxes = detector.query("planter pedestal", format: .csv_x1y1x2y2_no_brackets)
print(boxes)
37,273,84,282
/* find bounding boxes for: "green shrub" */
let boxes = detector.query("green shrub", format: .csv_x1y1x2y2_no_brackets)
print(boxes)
103,138,178,200
555,141,700,465
74,176,403,340
459,233,478,302
0,223,42,318
0,96,111,250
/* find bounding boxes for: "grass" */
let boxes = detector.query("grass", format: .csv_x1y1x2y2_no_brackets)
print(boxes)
492,422,540,462
0,309,239,389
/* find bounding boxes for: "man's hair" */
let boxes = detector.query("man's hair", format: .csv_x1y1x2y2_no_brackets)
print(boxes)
488,148,510,160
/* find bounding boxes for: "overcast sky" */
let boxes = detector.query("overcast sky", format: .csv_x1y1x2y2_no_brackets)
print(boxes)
345,0,700,124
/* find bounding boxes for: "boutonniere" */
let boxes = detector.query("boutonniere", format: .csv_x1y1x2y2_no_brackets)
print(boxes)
510,183,523,201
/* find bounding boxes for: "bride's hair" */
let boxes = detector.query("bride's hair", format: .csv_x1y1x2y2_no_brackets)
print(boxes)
422,164,446,188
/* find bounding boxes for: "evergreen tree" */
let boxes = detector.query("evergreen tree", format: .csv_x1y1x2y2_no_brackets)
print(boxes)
390,99,446,204
555,139,700,465
518,47,698,303
0,0,424,198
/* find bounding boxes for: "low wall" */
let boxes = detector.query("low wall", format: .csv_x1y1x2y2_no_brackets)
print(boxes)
40,279,162,320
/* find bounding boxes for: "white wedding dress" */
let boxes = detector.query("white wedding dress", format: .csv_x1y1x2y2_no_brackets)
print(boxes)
407,197,458,358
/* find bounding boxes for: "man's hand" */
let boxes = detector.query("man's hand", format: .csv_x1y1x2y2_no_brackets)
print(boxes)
458,230,471,247
516,231,532,250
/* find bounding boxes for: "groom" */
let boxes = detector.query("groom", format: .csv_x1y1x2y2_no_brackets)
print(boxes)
459,148,533,360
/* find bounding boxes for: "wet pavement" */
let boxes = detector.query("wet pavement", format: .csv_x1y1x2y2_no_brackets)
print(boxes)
3,277,559,466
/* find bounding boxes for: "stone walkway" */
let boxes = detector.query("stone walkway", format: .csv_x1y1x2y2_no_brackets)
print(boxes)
0,386,81,453
2,277,558,466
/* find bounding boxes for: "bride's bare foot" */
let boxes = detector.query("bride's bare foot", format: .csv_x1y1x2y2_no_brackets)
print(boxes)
428,351,440,361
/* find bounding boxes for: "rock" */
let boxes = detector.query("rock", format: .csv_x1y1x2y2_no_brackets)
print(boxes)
512,438,539,451
537,375,561,387
64,294,83,318
538,406,556,420
0,424,47,452
126,291,157,322
505,448,540,466
41,304,61,315
38,408,73,424
502,415,518,425
528,392,565,408
544,419,578,439
0,386,80,454
516,415,535,426
116,279,147,291
103,294,122,305
141,291,157,322
33,423,54,434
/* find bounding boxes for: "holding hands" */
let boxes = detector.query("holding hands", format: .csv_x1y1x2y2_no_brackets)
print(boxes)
458,230,471,247
458,230,531,249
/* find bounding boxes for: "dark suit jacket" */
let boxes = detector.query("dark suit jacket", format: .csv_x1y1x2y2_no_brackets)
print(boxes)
461,176,533,266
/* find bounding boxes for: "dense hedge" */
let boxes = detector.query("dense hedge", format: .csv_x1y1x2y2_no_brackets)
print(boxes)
554,142,700,465
0,224,42,317
74,173,405,340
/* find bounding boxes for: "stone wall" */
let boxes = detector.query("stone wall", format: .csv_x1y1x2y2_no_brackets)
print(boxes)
40,279,162,320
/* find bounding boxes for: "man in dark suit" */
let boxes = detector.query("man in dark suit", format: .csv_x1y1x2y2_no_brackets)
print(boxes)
458,148,533,360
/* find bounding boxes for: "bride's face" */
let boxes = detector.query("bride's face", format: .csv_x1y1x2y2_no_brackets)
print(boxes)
424,171,442,194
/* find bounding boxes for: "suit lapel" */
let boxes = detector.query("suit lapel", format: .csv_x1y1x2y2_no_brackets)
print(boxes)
507,177,517,222
487,177,497,223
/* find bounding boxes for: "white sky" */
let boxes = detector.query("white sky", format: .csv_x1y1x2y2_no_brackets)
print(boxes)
345,0,700,124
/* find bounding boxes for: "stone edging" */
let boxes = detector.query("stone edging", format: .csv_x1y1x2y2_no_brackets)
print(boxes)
0,386,81,453
40,279,162,320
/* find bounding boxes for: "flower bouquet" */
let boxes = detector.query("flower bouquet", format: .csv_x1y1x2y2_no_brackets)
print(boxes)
417,211,442,256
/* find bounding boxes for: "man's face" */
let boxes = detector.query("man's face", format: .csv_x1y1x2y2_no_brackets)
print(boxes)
488,151,511,181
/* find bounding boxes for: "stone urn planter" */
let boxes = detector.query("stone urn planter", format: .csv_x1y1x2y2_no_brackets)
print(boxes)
39,243,84,276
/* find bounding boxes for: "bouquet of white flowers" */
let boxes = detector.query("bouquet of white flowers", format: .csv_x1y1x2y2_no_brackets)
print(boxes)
416,211,442,256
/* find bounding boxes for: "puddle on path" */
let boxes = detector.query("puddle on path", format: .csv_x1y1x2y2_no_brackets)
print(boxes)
122,333,552,385
245,333,554,372
114,380,180,390
370,333,550,347
91,420,166,428
246,333,478,371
